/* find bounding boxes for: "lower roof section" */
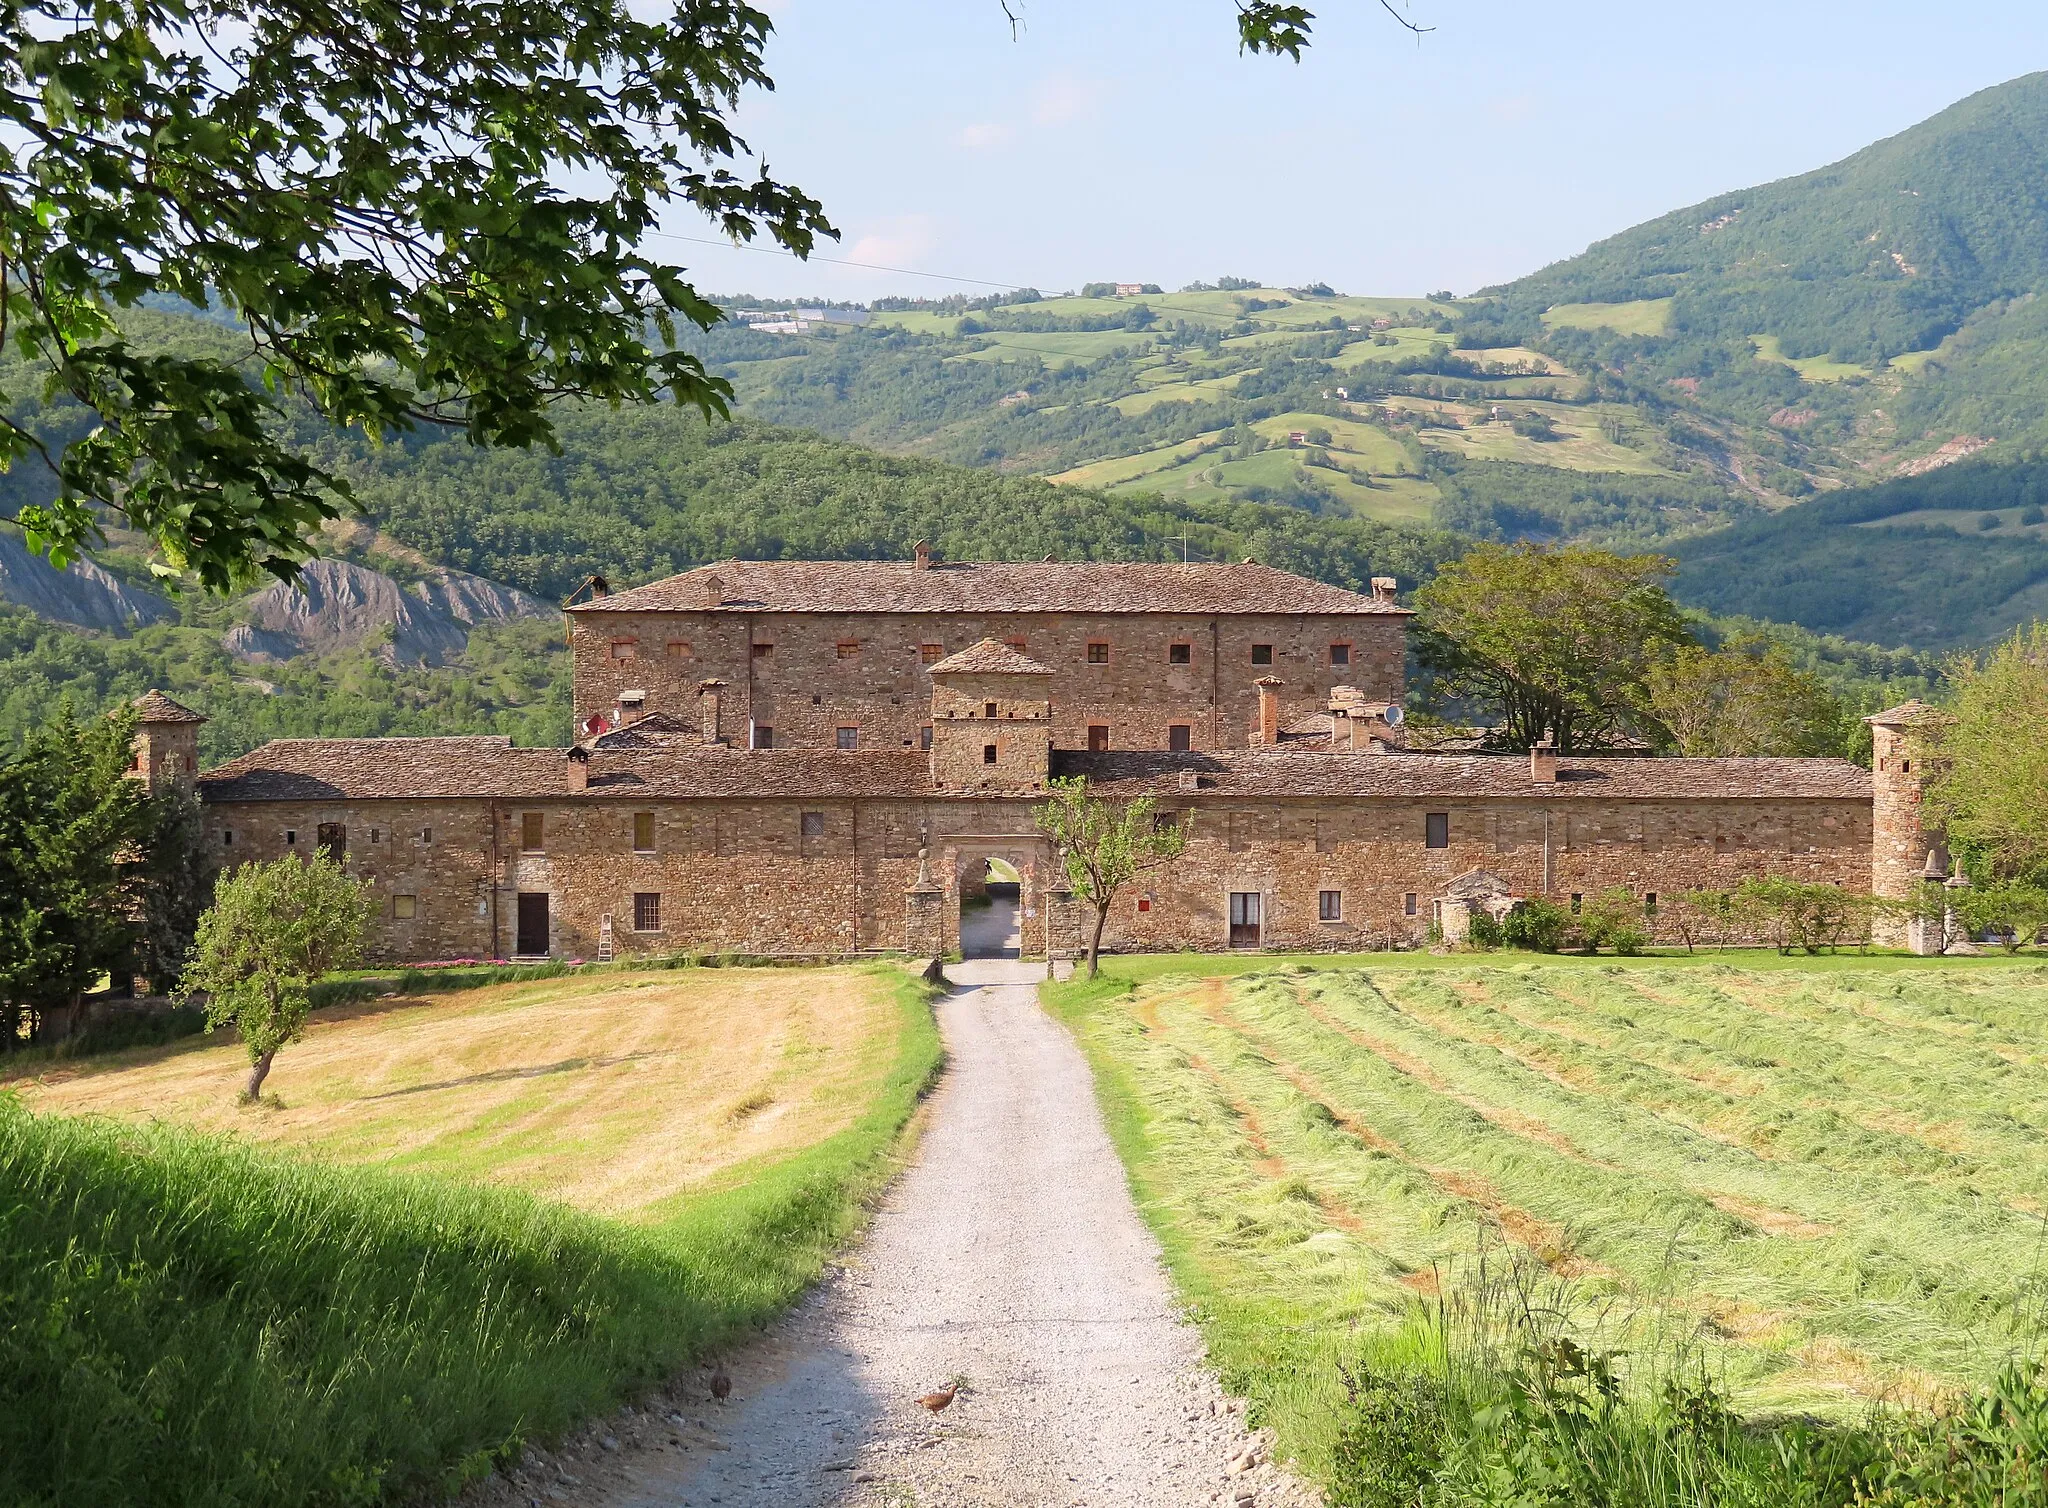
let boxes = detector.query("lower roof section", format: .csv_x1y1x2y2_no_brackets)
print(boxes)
197,736,1873,805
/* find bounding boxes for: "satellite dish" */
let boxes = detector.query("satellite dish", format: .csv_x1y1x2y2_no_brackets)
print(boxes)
1383,704,1405,727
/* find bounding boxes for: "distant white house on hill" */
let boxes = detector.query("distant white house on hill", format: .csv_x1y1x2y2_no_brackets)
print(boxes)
735,307,872,334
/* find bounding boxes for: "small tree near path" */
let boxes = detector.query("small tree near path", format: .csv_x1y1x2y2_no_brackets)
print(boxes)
1034,777,1186,979
177,855,372,1100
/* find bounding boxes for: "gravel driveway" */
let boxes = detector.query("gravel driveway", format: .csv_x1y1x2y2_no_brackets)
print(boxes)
571,959,1316,1508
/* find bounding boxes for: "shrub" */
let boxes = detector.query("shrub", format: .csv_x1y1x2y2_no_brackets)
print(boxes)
1577,887,1649,955
1501,898,1571,953
1327,1364,1449,1508
1733,877,1873,953
1467,910,1505,950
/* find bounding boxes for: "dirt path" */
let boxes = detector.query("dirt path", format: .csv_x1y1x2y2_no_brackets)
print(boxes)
548,960,1317,1508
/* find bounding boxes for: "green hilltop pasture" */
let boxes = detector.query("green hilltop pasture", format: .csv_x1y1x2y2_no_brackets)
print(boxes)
1048,954,2048,1496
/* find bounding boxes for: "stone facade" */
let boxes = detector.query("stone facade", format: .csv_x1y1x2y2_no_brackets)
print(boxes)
188,554,1915,965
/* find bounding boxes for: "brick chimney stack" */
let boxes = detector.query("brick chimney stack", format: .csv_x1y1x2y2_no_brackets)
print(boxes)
616,689,645,726
1371,576,1397,605
1253,676,1283,746
698,678,728,745
913,539,933,571
566,748,590,790
1530,732,1559,783
701,571,724,609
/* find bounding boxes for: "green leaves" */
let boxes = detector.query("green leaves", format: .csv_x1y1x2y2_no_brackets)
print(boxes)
0,0,833,588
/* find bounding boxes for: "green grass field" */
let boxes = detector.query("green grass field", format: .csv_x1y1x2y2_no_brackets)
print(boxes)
1,964,941,1508
1751,334,1879,384
1049,954,2048,1498
1542,298,1675,337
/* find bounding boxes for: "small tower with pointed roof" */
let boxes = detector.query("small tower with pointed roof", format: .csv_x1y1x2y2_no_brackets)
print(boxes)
1866,699,1945,948
129,690,206,793
927,638,1054,792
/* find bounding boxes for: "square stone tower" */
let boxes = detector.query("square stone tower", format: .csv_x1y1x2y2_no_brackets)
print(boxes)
128,690,207,793
927,639,1054,792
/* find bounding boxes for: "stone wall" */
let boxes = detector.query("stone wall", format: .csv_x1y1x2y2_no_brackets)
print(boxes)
203,788,1872,964
571,609,1405,753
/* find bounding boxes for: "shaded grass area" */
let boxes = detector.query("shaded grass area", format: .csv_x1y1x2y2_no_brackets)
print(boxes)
0,966,941,1508
1047,957,2048,1504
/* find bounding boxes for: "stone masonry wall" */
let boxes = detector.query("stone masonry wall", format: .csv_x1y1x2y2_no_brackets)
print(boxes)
203,788,1871,964
571,610,1405,753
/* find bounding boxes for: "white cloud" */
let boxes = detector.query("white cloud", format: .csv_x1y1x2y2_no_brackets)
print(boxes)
958,122,1017,150
846,215,940,269
1030,75,1104,128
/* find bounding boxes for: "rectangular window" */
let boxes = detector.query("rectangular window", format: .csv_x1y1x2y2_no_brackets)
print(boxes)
1136,896,1152,913
1425,812,1449,849
836,726,859,751
666,640,692,660
521,812,544,852
920,725,934,750
1404,892,1418,917
800,811,825,838
610,638,636,660
632,811,655,852
1088,725,1110,753
1329,642,1352,667
752,642,773,660
752,724,773,750
222,829,234,847
367,827,381,844
1571,893,1583,914
421,827,433,845
984,700,998,717
1250,644,1274,666
285,829,297,846
393,894,418,920
1168,724,1192,752
1319,889,1343,922
1169,641,1192,665
983,743,999,764
633,892,662,933
920,642,944,665
1152,811,1182,836
1087,641,1110,663
317,822,346,860
836,640,861,659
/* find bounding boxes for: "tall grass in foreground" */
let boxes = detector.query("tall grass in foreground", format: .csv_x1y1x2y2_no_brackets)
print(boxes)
0,972,941,1508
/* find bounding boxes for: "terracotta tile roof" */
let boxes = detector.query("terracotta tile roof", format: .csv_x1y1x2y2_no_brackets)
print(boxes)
928,638,1056,676
583,749,932,799
1051,749,1874,801
132,689,206,724
1866,699,1944,728
568,560,1409,617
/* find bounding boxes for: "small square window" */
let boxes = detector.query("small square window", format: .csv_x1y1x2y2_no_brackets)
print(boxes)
393,894,418,920
285,829,297,846
1319,889,1343,922
1168,724,1192,752
1087,641,1110,663
752,724,773,750
1251,644,1274,666
1088,725,1110,753
1169,642,1192,665
836,726,859,751
1425,812,1449,849
521,812,544,852
632,811,655,852
1136,896,1152,913
752,642,773,660
836,640,861,659
1330,642,1351,667
800,811,825,838
983,743,998,764
633,892,662,933
984,701,998,717
610,639,636,661
1152,811,1182,835
920,642,944,664
666,640,692,659
919,725,933,750
1404,892,1418,917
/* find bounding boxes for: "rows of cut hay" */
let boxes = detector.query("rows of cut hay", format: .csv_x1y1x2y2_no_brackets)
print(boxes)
0,965,941,1508
1052,961,2048,1489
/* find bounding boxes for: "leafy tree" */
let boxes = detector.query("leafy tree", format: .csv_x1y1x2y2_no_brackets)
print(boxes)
1413,544,1694,751
1574,887,1649,955
1922,623,2048,884
135,787,218,994
0,703,148,1046
1500,897,1570,953
1034,777,1185,978
178,854,371,1099
1732,877,1872,954
1954,881,2048,952
1644,640,1852,757
1,0,830,591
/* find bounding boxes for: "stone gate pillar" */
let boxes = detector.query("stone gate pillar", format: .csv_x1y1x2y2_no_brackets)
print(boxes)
904,846,945,958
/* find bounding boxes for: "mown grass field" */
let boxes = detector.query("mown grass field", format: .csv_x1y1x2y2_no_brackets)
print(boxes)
1049,954,2048,1491
2,964,939,1508
1542,298,1675,337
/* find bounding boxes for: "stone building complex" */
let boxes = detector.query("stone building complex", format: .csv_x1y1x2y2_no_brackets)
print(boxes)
157,551,1942,963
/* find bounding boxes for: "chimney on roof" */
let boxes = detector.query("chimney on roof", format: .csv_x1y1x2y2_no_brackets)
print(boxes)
1240,556,1256,566
1252,675,1283,747
589,575,609,599
1530,732,1559,784
1371,576,1397,605
699,678,728,745
913,539,933,571
567,746,590,791
701,571,724,609
617,689,646,725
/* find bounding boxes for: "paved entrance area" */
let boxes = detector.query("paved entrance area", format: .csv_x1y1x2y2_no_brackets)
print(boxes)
602,960,1311,1508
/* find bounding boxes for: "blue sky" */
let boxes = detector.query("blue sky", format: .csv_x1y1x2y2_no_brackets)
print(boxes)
657,2,2048,304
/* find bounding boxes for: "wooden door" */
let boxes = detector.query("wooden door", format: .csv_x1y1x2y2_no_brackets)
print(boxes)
515,892,549,956
1228,891,1262,948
